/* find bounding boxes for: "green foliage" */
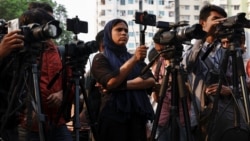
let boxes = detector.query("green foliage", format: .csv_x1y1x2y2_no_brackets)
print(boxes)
0,0,72,46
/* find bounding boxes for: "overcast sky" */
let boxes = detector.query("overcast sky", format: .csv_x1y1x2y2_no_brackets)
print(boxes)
54,0,98,71
55,0,97,42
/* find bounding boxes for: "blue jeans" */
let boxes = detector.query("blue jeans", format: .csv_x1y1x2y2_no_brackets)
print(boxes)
19,124,73,141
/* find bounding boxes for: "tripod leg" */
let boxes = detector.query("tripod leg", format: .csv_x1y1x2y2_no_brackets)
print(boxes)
177,67,193,141
170,69,180,141
73,77,81,141
150,66,171,141
32,64,46,141
79,78,99,141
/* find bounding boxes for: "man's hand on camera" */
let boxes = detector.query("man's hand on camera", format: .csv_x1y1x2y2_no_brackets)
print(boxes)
205,84,231,96
47,90,63,108
203,17,226,34
0,30,24,59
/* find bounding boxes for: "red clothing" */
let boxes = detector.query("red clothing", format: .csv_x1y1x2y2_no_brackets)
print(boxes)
20,40,70,131
246,59,250,78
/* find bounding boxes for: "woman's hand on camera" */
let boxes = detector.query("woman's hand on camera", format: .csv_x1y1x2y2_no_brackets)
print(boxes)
0,30,24,59
133,45,148,61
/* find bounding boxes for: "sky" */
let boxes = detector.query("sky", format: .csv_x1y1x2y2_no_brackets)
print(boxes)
54,0,97,42
54,0,97,71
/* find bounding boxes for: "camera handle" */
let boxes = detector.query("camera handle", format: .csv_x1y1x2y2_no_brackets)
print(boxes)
140,25,146,45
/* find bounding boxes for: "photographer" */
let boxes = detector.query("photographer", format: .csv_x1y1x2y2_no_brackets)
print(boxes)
14,9,73,141
184,4,249,141
0,30,24,140
91,18,155,141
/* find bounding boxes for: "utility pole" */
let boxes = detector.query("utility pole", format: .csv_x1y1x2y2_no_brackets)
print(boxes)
175,0,180,23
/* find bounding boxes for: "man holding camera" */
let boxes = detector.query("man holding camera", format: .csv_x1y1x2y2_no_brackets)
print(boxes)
184,4,250,141
16,8,73,141
0,30,24,141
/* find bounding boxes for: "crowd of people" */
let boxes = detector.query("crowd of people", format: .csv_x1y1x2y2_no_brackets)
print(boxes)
1,2,250,141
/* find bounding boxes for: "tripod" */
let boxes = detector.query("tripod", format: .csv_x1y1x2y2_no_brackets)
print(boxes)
55,43,99,141
148,44,193,141
206,30,250,141
0,44,46,141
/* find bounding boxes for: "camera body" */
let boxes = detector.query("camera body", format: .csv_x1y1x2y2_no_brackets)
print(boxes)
21,20,62,43
216,12,249,39
65,40,98,60
64,16,98,66
153,23,206,45
135,11,156,26
0,19,62,43
67,16,88,34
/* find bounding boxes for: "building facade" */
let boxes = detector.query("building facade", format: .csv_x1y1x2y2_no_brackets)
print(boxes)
96,0,250,58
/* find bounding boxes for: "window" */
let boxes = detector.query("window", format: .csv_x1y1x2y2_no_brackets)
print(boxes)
120,10,126,16
128,10,134,15
128,21,134,26
128,32,134,36
101,0,105,5
100,21,106,26
128,43,134,48
128,0,134,4
158,11,165,17
100,10,105,16
148,10,154,14
234,5,240,10
184,5,190,10
194,15,199,20
148,32,154,37
148,0,154,5
159,0,164,5
194,5,199,10
120,0,125,5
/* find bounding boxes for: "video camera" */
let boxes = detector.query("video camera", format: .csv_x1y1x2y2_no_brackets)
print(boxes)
134,11,206,45
65,39,98,61
153,21,206,45
65,16,98,64
21,20,62,43
135,11,156,26
0,18,62,43
216,12,250,38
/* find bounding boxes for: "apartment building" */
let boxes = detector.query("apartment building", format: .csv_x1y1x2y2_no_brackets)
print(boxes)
96,0,250,58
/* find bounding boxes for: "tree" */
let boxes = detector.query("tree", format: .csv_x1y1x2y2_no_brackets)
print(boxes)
0,0,72,45
53,2,73,46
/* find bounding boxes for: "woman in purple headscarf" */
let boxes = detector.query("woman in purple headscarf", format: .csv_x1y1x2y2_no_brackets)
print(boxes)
91,18,155,141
